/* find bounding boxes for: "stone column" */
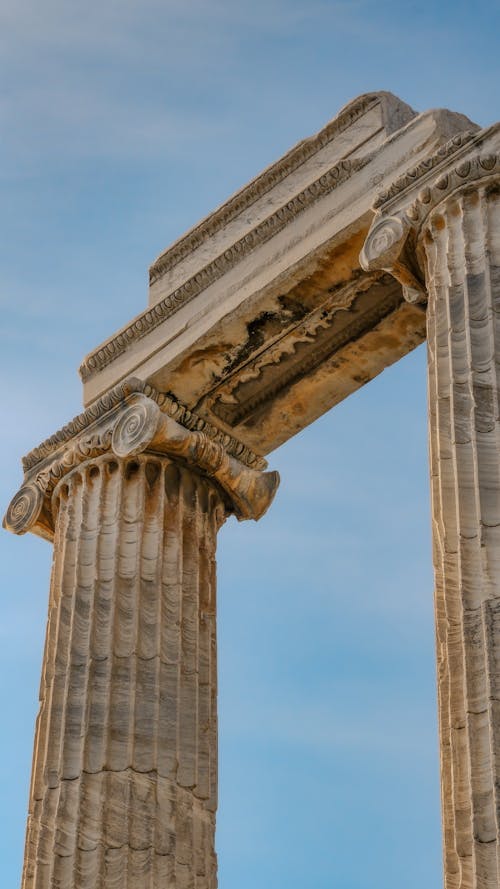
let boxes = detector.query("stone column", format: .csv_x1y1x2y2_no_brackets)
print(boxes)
4,382,279,889
361,131,500,889
424,172,500,889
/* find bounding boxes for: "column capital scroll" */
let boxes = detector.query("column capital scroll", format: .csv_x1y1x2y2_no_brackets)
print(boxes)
360,212,426,304
3,379,279,539
360,124,500,304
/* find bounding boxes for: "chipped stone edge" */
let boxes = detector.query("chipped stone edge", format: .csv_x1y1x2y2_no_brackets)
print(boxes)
79,156,367,383
149,93,411,283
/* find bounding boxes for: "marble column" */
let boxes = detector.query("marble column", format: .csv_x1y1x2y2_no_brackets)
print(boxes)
4,383,279,889
361,132,500,889
424,175,500,889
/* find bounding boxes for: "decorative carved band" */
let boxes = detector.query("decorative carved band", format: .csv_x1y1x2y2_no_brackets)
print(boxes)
79,158,365,383
360,131,500,305
23,377,266,473
4,388,279,539
405,152,499,227
373,130,478,209
112,395,279,521
149,93,409,283
209,274,403,427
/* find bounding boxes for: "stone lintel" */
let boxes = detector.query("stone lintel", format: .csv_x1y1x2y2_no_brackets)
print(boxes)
147,92,416,304
80,95,476,456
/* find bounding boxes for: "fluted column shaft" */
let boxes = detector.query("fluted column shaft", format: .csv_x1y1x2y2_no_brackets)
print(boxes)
23,452,223,889
4,384,278,888
424,184,500,889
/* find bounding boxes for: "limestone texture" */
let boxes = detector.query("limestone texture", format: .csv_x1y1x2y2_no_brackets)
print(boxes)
362,123,500,888
426,183,500,889
4,94,500,889
24,456,221,888
5,391,278,888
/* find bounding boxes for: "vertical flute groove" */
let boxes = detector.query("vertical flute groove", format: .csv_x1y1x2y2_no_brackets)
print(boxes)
433,212,474,885
426,183,500,889
21,454,222,888
427,225,461,888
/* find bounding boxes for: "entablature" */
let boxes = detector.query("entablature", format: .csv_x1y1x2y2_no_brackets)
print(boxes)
361,123,500,296
80,93,478,455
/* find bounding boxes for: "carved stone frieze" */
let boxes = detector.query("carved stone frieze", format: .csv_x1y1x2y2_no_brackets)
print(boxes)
148,159,365,289
204,272,404,427
79,99,475,410
405,151,500,226
4,382,278,540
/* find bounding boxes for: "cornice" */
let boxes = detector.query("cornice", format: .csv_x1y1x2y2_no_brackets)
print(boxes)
149,94,397,284
4,386,277,539
372,124,499,217
79,156,366,384
373,130,478,209
405,152,500,227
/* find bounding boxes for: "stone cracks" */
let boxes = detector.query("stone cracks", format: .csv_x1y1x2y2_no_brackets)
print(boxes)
79,158,365,384
373,130,478,209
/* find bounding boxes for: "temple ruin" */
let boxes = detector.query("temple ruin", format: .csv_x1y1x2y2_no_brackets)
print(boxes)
5,91,500,888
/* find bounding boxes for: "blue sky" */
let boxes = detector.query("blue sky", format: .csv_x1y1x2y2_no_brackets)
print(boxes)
1,1,499,886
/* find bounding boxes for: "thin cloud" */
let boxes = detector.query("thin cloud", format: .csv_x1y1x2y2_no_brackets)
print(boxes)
1,0,444,171
222,692,437,758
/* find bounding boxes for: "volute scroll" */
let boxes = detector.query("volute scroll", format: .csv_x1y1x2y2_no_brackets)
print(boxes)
3,382,279,539
111,394,280,521
359,212,427,305
360,125,500,307
3,484,45,537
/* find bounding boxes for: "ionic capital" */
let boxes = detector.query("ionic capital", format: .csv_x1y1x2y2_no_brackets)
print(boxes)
3,378,279,539
360,212,426,304
360,125,500,303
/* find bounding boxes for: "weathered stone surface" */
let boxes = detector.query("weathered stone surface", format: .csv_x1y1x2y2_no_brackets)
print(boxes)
425,179,500,889
5,94,500,889
362,123,500,889
21,455,221,888
4,391,278,888
80,93,475,458
4,380,278,541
